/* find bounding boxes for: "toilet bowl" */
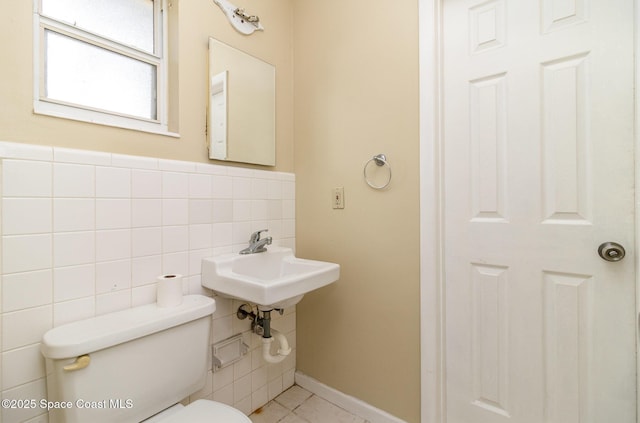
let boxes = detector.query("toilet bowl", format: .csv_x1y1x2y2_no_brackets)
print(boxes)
144,400,250,423
41,295,251,423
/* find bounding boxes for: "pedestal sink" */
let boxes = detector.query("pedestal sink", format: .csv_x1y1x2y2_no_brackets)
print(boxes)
201,247,340,309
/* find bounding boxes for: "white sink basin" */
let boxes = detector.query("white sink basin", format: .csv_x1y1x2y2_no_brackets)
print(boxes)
201,247,340,309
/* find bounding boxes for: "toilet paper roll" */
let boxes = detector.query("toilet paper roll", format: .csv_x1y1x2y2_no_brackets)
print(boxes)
156,274,183,307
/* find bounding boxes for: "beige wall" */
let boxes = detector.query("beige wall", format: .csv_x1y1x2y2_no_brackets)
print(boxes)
0,0,421,421
0,0,294,172
293,1,421,422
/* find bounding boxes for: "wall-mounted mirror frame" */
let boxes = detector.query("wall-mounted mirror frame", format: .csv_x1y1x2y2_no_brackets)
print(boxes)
208,38,276,166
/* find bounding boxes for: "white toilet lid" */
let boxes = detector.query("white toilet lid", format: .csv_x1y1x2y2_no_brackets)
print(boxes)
157,400,251,423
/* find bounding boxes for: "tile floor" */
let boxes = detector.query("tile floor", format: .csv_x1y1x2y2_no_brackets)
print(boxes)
249,385,369,423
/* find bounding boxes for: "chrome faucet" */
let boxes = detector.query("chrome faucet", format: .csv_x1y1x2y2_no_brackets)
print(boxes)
240,229,272,254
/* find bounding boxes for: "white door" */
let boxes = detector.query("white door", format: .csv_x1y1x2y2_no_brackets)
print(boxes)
443,0,636,422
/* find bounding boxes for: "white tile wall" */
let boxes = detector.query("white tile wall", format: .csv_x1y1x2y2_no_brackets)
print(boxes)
0,141,296,423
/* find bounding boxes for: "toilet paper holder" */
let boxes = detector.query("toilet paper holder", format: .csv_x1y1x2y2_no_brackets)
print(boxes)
212,334,249,371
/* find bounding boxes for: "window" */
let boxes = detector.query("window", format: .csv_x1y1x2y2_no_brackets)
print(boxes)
34,0,173,135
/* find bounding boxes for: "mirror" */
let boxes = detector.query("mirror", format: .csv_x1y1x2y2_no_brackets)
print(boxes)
208,38,276,166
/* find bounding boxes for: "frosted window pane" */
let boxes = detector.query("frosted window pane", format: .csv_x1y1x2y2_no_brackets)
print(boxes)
41,0,154,53
45,30,157,120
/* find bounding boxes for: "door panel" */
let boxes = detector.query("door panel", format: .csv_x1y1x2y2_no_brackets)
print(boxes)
443,0,636,422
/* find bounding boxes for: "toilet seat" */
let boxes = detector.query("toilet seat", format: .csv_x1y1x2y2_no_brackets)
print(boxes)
153,399,251,423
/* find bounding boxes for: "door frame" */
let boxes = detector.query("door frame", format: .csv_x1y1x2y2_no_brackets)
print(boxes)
417,1,640,422
418,0,445,421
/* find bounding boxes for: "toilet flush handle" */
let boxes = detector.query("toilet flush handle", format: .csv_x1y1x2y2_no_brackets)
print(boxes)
63,354,91,371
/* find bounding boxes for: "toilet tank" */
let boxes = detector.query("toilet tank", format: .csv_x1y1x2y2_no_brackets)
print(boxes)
41,295,216,423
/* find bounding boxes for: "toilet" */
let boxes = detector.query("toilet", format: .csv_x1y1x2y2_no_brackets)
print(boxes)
40,295,251,423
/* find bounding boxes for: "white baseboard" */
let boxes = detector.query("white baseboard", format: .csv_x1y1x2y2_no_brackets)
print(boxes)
294,371,407,423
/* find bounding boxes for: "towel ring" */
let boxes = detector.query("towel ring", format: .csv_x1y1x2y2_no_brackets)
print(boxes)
364,154,392,190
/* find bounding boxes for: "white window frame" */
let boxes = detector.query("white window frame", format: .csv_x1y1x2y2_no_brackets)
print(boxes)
32,0,177,137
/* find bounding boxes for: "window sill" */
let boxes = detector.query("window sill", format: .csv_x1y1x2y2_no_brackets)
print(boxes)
33,100,180,139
